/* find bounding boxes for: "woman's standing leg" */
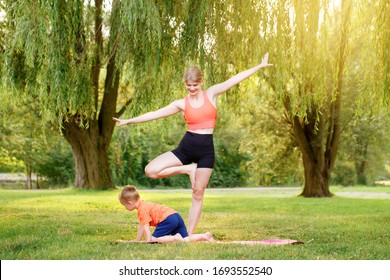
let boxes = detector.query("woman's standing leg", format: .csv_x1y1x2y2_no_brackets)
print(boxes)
187,168,213,235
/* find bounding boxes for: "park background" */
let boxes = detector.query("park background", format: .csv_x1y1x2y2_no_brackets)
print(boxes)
0,0,389,260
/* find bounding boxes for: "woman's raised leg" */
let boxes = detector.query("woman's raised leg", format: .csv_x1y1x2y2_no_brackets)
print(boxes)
145,151,197,187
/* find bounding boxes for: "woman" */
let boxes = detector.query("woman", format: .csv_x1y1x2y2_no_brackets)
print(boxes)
113,52,272,234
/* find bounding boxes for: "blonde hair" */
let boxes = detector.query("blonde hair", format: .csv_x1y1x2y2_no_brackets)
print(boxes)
183,66,203,83
118,185,140,204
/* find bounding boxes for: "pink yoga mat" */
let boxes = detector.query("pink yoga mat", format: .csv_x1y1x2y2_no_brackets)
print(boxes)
225,239,304,245
113,239,305,245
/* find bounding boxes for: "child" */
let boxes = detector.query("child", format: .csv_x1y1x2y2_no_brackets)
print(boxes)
118,185,214,243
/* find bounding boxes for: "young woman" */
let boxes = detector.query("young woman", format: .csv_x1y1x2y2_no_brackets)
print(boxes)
113,52,272,234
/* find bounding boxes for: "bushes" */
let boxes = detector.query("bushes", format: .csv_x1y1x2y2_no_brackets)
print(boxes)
331,161,357,186
34,140,75,188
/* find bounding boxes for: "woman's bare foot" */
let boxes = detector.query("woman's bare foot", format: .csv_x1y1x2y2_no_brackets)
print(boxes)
204,232,215,242
187,163,197,189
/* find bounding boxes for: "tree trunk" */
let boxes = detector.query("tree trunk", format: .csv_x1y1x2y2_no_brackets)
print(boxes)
355,159,368,185
25,163,32,190
301,152,333,197
291,114,334,197
62,117,115,190
355,137,368,185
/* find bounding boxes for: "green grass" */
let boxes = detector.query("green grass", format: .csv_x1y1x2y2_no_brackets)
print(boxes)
0,186,389,260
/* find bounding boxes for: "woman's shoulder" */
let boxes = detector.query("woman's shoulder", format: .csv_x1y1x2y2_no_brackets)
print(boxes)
203,89,217,107
171,98,185,111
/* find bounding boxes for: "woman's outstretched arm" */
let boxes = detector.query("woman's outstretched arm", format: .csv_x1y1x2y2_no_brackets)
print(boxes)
207,52,273,97
113,100,183,127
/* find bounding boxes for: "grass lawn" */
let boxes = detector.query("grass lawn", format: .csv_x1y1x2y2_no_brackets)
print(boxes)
0,186,389,260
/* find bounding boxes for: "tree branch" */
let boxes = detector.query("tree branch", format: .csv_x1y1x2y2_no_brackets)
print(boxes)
326,0,352,170
116,98,133,118
91,0,103,115
98,0,121,144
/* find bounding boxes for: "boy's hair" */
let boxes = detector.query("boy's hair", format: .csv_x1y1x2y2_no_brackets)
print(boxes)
118,185,140,204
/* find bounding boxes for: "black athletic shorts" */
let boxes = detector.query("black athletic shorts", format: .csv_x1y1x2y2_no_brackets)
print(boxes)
171,131,215,168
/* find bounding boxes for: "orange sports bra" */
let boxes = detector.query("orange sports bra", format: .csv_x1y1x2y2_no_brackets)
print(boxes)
184,91,217,130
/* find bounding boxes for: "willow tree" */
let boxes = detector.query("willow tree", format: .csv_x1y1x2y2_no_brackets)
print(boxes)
1,0,194,189
263,0,353,196
264,0,388,196
189,0,387,197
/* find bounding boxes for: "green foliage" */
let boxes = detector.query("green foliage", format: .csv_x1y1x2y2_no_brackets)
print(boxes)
34,141,75,187
331,161,357,186
353,0,390,106
230,80,303,186
0,147,24,172
2,0,94,126
334,111,390,185
334,34,390,186
0,91,74,187
110,116,188,188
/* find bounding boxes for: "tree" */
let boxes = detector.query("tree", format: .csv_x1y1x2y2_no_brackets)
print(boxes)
0,100,42,189
264,0,351,196
291,0,350,196
1,0,191,189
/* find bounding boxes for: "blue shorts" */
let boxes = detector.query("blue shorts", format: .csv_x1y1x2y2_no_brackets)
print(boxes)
152,213,189,238
171,131,215,168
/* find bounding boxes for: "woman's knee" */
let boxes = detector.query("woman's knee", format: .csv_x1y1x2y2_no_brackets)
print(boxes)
144,164,158,178
192,186,205,201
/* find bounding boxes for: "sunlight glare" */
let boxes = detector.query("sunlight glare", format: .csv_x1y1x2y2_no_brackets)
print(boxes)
330,0,342,10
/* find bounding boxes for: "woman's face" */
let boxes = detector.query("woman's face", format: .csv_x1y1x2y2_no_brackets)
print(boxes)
185,80,202,96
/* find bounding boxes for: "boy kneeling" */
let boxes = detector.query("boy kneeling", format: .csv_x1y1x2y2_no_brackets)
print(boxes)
119,185,214,243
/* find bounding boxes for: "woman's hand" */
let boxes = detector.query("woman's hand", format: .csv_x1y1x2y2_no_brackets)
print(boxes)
206,52,273,97
112,117,129,127
260,52,273,68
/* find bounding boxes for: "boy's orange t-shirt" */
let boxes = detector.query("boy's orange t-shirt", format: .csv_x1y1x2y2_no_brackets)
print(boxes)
137,200,177,227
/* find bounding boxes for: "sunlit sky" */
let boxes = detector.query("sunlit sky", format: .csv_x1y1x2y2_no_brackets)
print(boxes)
0,9,5,21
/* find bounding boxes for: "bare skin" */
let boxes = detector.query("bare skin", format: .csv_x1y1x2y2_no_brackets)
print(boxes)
144,152,197,188
120,199,215,244
115,232,215,244
113,53,273,234
151,231,215,244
